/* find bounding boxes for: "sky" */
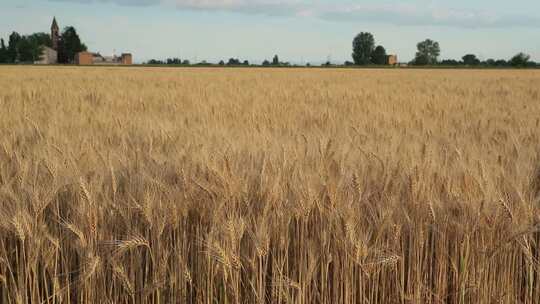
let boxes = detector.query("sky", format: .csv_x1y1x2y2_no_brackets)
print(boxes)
1,0,539,64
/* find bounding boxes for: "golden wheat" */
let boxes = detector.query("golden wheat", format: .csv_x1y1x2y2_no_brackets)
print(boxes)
0,66,539,303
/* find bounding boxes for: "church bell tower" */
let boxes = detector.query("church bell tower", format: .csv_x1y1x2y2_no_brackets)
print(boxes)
51,17,59,51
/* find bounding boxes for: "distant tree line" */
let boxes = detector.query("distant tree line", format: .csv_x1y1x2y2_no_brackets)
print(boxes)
411,41,536,67
262,55,291,66
224,58,249,66
0,27,86,64
146,54,295,67
147,58,191,65
439,53,536,68
350,32,537,67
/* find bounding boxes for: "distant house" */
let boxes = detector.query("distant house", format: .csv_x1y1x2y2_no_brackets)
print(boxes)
387,55,398,66
75,52,132,65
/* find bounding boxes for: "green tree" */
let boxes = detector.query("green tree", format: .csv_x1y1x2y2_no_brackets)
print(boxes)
484,59,496,66
370,45,387,65
509,52,530,67
58,26,87,63
414,39,440,65
494,59,508,67
166,58,182,64
27,33,52,48
0,39,7,63
352,32,375,65
7,32,21,63
227,58,241,65
440,59,460,66
462,54,480,66
26,33,52,62
17,37,35,62
272,55,279,65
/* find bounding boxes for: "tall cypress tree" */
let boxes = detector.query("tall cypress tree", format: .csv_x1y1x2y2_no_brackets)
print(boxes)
58,26,87,63
0,39,7,63
7,32,21,63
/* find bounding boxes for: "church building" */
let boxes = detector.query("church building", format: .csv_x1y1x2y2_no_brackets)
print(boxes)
35,17,59,64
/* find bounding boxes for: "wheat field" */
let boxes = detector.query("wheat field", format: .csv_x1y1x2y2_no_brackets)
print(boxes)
0,66,539,303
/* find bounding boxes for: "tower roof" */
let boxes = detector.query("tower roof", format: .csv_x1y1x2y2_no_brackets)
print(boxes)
51,17,59,30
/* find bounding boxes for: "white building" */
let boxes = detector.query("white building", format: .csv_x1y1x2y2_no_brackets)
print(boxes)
34,46,58,65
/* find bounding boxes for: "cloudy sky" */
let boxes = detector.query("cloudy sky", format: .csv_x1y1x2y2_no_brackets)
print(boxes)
1,0,539,63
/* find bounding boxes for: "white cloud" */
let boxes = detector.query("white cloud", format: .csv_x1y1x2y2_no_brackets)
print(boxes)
319,4,540,28
51,0,309,15
166,0,309,16
49,0,540,28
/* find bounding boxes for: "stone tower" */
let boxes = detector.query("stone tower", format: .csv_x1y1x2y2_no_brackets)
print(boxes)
51,17,59,51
